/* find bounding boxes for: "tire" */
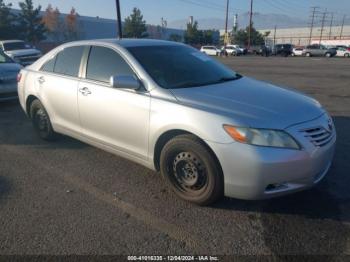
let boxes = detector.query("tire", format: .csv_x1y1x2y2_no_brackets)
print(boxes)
291,53,295,57
30,99,57,141
160,134,224,205
305,52,311,57
325,53,331,58
345,53,350,58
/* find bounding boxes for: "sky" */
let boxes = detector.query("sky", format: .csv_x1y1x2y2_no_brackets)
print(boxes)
5,0,350,26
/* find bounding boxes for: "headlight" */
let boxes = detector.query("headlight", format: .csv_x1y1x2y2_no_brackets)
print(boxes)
223,125,301,150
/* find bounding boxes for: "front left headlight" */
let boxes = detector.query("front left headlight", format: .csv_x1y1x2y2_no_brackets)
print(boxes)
223,125,301,150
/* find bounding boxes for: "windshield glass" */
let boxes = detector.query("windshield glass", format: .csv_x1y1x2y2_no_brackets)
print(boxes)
0,51,13,63
3,42,27,51
127,45,240,89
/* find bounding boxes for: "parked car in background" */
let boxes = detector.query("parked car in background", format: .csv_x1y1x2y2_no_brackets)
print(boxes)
231,45,247,55
0,50,22,101
302,45,337,57
291,47,304,56
335,47,350,57
0,40,42,66
200,46,221,56
258,45,272,56
224,45,242,56
18,39,336,205
273,44,293,57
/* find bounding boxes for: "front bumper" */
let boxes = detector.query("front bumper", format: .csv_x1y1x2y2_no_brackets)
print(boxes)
207,114,336,200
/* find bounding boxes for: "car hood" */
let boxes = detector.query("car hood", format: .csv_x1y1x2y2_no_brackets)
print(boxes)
170,77,325,129
5,49,41,57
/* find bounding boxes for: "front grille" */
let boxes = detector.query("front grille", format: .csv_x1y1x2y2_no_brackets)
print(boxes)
301,126,334,147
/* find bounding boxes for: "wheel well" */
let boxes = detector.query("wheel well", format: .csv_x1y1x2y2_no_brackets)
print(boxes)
153,130,223,176
26,95,39,118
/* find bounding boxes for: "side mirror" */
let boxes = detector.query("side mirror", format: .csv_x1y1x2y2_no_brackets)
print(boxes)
110,75,141,90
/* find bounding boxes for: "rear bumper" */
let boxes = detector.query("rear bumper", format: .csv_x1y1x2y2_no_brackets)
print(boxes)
0,83,18,101
207,114,336,200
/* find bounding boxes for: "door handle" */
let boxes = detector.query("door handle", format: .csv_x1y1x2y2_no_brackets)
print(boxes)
37,76,45,84
79,87,92,96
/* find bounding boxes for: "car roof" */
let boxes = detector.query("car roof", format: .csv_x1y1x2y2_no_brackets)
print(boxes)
62,38,183,48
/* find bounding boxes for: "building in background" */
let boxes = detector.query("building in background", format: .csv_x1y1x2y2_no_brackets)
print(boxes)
259,25,350,46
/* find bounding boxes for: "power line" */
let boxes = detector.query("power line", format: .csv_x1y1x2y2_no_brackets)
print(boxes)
319,9,328,45
340,15,346,39
308,6,320,45
328,12,334,40
248,0,253,49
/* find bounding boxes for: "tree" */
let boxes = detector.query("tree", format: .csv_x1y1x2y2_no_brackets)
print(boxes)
123,8,148,38
0,0,16,39
18,0,46,43
234,25,264,46
169,34,182,42
184,21,201,45
42,5,61,41
64,7,79,41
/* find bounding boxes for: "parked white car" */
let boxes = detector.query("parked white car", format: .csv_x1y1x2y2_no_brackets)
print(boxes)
231,45,246,54
291,47,304,56
200,46,221,56
0,40,42,66
224,45,242,56
335,47,350,57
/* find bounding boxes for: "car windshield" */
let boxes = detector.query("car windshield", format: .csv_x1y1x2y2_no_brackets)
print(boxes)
3,42,27,51
0,51,13,63
127,45,240,89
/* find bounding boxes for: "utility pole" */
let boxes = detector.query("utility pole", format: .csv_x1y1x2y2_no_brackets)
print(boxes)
273,25,277,47
115,0,123,39
319,10,328,45
224,0,230,45
340,15,346,39
328,12,334,40
308,6,319,45
248,0,253,50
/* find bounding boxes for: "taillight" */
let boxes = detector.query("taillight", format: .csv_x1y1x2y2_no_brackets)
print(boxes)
17,73,22,83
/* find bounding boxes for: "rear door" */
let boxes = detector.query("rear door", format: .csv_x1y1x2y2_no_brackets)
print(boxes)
77,45,150,159
36,46,86,134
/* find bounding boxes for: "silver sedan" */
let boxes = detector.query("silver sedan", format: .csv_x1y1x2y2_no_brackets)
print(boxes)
17,39,336,205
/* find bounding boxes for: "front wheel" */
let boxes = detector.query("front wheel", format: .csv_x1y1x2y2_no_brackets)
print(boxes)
305,52,311,57
30,100,57,141
160,135,224,205
325,53,332,57
345,53,350,58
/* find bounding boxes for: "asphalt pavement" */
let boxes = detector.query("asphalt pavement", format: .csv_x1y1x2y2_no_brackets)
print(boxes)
0,56,349,256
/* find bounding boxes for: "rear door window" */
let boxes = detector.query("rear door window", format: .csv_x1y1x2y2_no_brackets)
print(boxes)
54,46,85,77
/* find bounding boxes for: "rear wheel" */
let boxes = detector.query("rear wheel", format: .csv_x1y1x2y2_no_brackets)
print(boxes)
160,134,224,205
345,53,350,58
305,52,311,57
30,100,57,141
325,52,332,57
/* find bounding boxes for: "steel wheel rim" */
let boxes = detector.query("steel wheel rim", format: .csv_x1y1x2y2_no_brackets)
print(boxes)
34,109,49,133
170,151,208,195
